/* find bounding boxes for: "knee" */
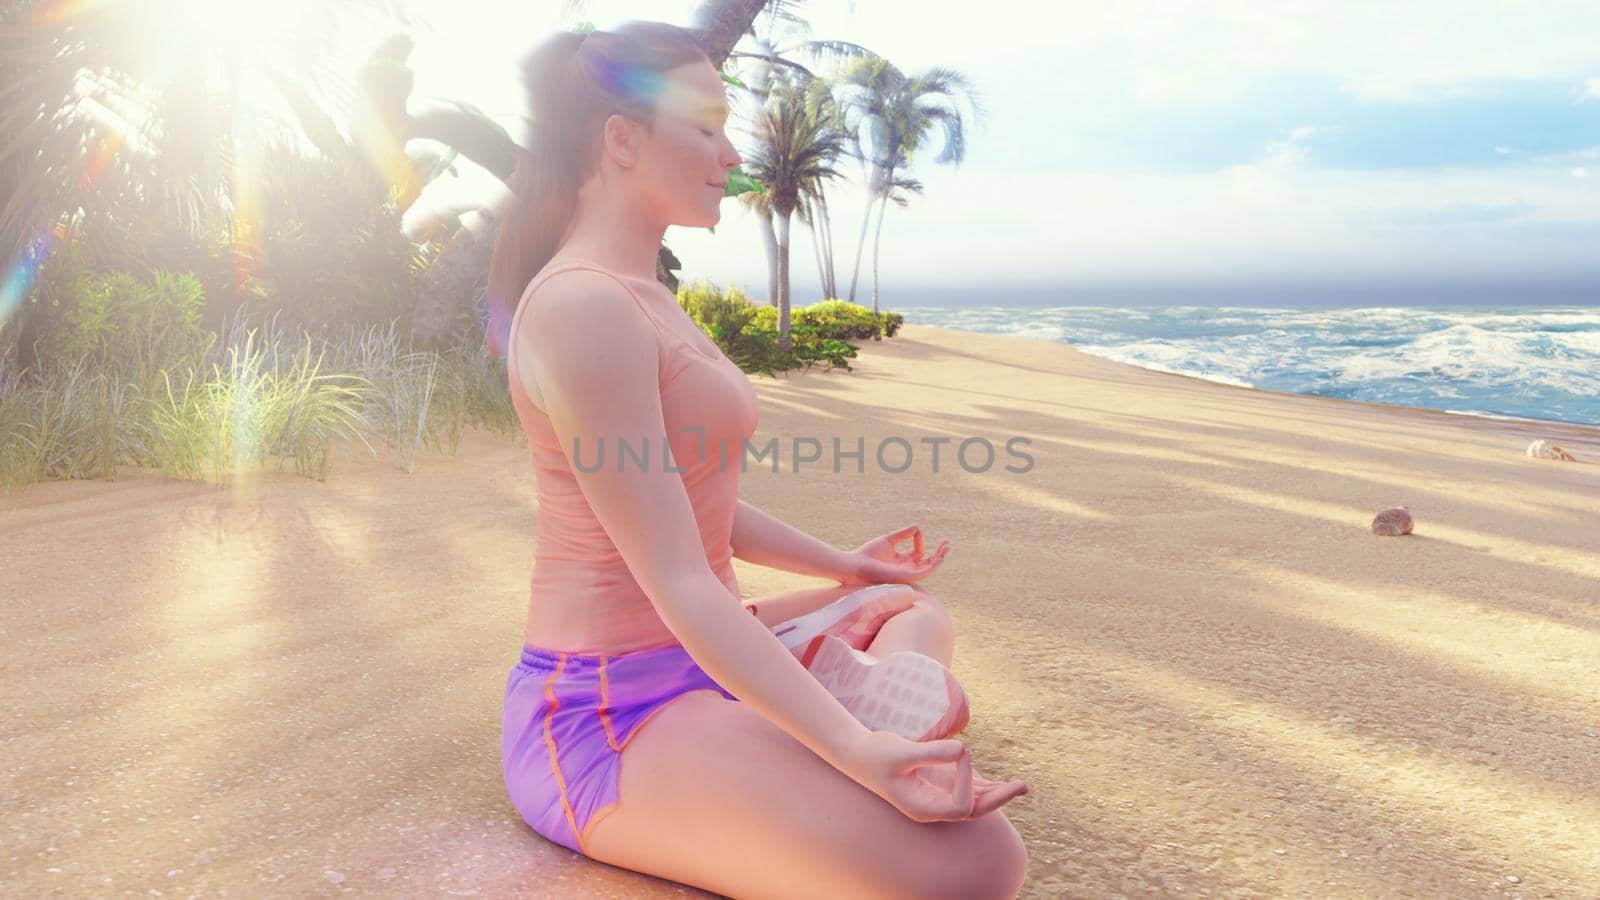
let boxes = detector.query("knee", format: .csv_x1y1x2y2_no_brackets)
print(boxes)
925,816,1030,900
904,585,956,640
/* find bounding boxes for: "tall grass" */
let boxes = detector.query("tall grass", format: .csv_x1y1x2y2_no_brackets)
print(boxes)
336,322,438,474
0,315,519,494
141,322,377,483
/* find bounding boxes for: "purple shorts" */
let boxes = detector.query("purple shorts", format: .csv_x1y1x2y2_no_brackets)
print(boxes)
500,586,911,857
500,638,740,856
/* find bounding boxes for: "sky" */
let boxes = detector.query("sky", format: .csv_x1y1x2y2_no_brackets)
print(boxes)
404,1,1600,306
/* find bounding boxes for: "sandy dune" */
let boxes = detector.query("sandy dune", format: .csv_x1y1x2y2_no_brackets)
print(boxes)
4,322,1599,898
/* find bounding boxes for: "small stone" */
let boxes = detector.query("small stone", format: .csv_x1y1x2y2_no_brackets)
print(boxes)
1505,875,1521,884
1371,506,1414,536
1273,849,1286,855
325,870,346,884
377,867,396,879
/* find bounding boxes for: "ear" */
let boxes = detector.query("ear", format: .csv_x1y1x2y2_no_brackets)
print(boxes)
603,114,641,167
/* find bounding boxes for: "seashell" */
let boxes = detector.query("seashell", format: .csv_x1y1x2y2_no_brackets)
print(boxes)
1525,439,1577,462
1371,506,1413,536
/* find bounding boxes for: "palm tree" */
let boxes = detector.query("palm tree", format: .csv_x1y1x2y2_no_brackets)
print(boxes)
792,83,854,302
719,1,882,331
866,166,923,332
737,74,849,352
831,56,984,313
0,1,419,267
726,1,803,311
0,1,439,373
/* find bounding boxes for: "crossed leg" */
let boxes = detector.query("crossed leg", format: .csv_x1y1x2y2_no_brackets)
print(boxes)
581,690,1029,899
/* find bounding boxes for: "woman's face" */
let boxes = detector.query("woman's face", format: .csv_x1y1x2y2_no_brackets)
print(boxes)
617,59,742,228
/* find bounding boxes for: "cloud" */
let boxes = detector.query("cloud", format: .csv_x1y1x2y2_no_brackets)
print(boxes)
1532,145,1600,164
1289,125,1332,142
803,1,1600,110
1033,2,1600,107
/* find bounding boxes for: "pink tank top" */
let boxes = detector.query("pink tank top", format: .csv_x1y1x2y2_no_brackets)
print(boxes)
507,257,760,655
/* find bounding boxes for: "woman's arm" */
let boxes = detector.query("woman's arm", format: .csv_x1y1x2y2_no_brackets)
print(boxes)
729,499,856,583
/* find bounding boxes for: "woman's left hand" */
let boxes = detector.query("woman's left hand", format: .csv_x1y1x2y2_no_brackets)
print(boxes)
837,524,950,586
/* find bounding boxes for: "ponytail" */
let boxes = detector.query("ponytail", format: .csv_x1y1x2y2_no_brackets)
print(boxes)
484,22,710,357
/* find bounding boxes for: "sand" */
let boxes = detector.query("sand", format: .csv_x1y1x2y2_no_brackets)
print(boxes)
4,322,1598,898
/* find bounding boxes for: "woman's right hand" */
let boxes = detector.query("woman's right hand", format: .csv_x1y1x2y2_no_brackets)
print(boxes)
839,730,1030,823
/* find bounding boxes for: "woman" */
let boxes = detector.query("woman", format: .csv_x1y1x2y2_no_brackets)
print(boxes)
492,21,1030,899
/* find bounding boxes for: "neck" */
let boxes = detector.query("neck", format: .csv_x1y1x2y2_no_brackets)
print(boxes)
558,184,667,282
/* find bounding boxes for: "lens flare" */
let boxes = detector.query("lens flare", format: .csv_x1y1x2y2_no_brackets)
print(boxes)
1,229,62,334
26,0,114,25
590,56,667,108
230,92,264,294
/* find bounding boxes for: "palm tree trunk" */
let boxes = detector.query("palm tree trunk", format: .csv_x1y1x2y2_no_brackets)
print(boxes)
818,189,838,299
756,205,779,306
869,168,893,320
846,163,879,304
695,0,769,68
807,207,828,302
776,209,792,352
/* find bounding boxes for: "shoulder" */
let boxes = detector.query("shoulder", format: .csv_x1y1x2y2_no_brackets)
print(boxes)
524,268,643,328
514,268,663,385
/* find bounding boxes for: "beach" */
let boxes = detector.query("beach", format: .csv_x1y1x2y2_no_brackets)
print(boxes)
4,321,1599,898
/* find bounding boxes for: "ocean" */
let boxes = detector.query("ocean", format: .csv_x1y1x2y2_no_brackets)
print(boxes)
895,305,1600,428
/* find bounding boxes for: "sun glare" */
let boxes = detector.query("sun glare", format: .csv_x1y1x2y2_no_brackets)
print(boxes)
165,0,316,55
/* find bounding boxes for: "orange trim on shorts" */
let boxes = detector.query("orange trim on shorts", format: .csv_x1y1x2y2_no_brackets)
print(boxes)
581,800,620,849
540,653,587,854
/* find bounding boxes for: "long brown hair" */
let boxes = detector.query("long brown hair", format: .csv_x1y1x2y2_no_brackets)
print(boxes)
484,20,710,358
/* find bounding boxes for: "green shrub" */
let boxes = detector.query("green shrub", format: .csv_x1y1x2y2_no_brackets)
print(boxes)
673,281,866,374
746,298,900,341
237,147,424,337
30,267,210,381
675,278,776,369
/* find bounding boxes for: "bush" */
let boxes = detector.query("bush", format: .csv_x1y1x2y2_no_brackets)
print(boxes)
747,298,901,341
28,265,210,382
675,278,771,368
237,147,424,337
674,280,863,374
